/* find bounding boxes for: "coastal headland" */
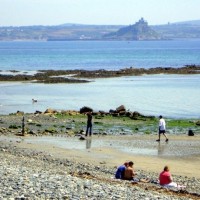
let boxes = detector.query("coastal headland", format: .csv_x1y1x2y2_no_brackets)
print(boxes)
0,106,200,199
0,65,200,83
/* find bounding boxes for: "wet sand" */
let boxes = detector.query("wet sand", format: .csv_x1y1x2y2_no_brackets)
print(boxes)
2,134,200,179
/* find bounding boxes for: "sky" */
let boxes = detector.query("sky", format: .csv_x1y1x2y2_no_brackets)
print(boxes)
0,0,200,26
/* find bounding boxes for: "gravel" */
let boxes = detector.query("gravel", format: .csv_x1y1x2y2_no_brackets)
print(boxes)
0,141,200,200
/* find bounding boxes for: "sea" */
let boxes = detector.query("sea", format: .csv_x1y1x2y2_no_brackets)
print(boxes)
0,40,200,118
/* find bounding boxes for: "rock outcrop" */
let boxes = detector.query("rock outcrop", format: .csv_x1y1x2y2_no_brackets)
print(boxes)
80,106,93,114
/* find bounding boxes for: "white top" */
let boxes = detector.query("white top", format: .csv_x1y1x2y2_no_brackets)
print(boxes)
159,118,166,130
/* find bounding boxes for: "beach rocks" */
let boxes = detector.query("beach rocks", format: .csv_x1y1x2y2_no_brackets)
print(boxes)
196,121,200,126
16,110,24,115
116,105,126,113
0,127,8,134
1,109,199,137
44,108,57,114
109,105,127,117
1,66,200,84
188,129,194,136
130,111,143,119
61,110,79,115
34,110,43,115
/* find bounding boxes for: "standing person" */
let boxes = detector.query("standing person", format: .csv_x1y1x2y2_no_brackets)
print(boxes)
115,162,129,179
156,115,169,142
85,111,92,136
159,166,177,187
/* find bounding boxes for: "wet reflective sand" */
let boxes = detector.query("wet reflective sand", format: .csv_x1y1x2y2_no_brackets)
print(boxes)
1,134,200,157
1,134,200,178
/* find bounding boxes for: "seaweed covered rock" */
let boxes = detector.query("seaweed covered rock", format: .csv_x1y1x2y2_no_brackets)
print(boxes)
44,108,57,114
130,111,143,119
196,121,200,126
16,111,24,115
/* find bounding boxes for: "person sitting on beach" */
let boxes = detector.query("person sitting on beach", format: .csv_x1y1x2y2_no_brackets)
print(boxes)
123,161,139,182
159,165,177,187
115,162,129,179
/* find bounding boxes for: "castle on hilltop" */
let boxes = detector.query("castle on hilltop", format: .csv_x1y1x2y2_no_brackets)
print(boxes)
103,18,162,40
135,17,148,26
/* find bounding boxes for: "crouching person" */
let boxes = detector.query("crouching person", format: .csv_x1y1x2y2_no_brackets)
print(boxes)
115,162,128,179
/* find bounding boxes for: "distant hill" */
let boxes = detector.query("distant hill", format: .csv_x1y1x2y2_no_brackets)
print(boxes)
103,18,163,40
0,24,122,41
172,20,200,25
152,20,200,39
0,19,200,41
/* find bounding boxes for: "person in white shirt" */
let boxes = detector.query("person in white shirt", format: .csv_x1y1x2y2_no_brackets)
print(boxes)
156,115,169,142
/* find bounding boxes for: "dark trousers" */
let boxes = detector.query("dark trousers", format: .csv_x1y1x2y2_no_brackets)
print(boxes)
86,123,92,136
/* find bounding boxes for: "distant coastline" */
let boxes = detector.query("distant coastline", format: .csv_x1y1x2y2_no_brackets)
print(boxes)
1,19,200,41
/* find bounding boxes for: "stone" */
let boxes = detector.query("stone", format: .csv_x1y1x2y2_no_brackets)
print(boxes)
196,121,200,126
34,110,43,114
80,106,93,114
116,105,126,113
79,136,86,140
44,108,57,114
188,129,194,136
130,111,143,119
16,111,24,115
109,109,115,113
119,111,126,116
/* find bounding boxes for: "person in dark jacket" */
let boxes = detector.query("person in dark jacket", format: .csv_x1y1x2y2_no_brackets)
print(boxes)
85,112,93,136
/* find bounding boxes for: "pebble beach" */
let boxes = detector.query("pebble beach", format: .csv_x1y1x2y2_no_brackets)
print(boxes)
0,140,200,200
0,112,200,199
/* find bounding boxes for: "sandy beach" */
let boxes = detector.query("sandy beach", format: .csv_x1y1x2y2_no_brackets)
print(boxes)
3,134,200,178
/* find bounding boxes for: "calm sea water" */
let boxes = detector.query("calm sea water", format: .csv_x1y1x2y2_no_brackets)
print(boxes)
0,74,200,118
0,40,200,70
0,40,200,118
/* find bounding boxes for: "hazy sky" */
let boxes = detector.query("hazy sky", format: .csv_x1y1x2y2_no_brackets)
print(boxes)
0,0,200,26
